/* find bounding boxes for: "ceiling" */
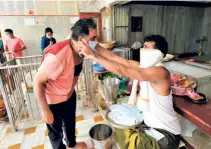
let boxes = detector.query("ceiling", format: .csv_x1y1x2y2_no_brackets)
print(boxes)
77,0,211,12
122,0,211,7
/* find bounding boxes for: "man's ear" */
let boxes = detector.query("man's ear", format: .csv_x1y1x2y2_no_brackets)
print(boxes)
78,36,83,41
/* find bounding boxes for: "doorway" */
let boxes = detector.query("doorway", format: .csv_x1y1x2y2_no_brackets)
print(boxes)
79,13,102,41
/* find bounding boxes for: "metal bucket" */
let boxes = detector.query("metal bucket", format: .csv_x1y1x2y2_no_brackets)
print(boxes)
100,78,120,104
89,124,113,149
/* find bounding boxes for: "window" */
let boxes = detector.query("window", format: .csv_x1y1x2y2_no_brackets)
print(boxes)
131,16,143,32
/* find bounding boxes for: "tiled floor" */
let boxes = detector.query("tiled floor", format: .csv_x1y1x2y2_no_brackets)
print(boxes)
1,107,211,149
183,128,211,149
0,108,118,149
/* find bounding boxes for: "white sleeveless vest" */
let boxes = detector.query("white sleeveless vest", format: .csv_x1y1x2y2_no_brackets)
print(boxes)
136,82,181,135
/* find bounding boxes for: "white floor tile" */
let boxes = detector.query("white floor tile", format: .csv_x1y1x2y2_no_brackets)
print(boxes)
76,136,89,142
21,133,38,149
76,136,93,148
0,143,8,149
76,119,95,130
77,128,90,137
36,123,46,130
0,101,121,149
34,124,46,145
0,124,7,142
85,139,93,148
1,130,24,147
83,109,101,120
17,120,35,130
76,111,82,116
76,119,96,138
44,138,52,149
0,122,8,131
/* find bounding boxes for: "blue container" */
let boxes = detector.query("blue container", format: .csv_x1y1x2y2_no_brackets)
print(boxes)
93,63,106,72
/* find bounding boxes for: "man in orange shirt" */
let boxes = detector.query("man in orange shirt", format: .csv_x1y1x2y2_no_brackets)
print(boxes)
34,19,95,149
4,29,26,59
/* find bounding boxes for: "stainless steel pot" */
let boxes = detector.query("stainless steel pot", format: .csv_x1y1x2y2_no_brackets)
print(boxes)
100,78,120,104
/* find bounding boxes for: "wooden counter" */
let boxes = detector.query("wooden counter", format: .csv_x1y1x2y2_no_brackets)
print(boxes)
173,95,211,135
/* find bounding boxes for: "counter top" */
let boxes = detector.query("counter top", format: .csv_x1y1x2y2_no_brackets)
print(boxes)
173,95,211,135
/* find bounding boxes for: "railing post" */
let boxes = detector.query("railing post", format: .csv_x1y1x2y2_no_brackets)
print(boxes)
0,72,17,131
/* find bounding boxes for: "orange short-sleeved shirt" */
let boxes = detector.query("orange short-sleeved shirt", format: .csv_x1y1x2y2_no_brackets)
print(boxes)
6,37,26,59
39,43,79,104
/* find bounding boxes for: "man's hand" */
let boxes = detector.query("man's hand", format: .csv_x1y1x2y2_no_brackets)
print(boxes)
78,39,96,59
42,109,54,124
79,48,96,59
7,50,14,53
49,41,53,46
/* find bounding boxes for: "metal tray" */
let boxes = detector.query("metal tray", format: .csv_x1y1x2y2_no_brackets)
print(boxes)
105,110,143,129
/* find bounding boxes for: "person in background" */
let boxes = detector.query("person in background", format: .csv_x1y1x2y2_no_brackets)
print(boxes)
0,38,5,63
4,29,26,60
0,38,3,50
41,27,56,54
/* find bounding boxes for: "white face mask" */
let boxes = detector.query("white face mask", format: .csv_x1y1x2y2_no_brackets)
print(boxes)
46,35,52,39
7,34,11,39
140,48,164,68
89,41,98,51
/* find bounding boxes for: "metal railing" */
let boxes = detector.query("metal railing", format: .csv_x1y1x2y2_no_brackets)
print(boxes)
0,56,42,131
0,56,95,131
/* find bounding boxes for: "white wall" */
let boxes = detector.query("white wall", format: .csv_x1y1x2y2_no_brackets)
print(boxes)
0,0,79,56
78,1,107,12
78,0,128,12
0,16,75,56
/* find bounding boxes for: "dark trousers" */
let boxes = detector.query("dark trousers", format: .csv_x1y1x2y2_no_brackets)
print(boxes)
47,91,77,149
157,128,180,149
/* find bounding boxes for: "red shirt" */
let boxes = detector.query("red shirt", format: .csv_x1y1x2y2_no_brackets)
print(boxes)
39,40,81,104
6,37,26,59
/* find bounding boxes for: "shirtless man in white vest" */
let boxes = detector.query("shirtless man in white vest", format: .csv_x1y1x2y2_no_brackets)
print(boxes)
79,34,181,149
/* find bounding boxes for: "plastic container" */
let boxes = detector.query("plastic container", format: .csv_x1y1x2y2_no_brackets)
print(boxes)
93,63,106,72
171,86,187,96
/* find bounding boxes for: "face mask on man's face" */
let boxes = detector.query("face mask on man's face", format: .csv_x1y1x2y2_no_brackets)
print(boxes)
88,41,98,51
140,48,164,68
7,34,11,39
